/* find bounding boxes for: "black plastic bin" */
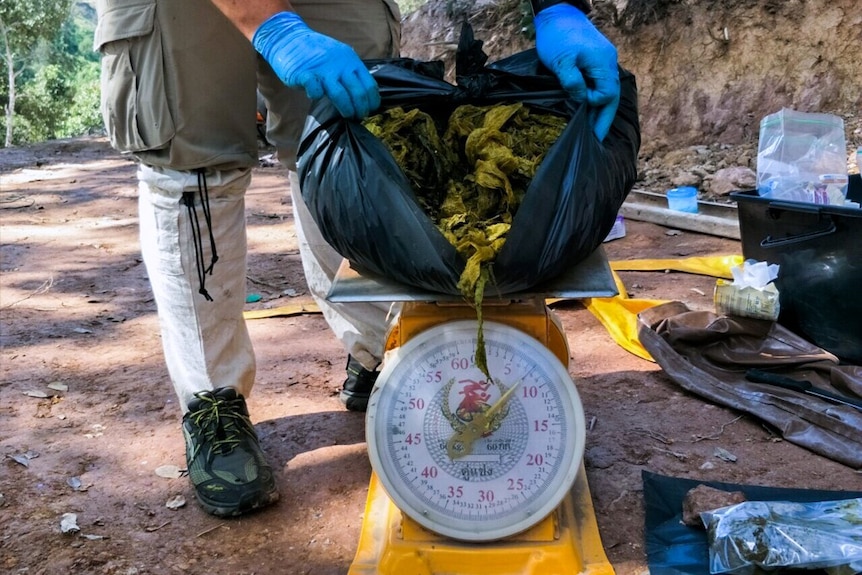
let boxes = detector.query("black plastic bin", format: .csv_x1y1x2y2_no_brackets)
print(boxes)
731,177,862,364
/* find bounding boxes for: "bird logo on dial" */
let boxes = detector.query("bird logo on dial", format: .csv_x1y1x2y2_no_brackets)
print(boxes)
441,377,524,459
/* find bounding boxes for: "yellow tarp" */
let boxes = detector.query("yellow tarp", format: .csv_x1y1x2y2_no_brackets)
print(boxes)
583,254,744,361
241,255,743,363
243,302,321,320
611,254,743,279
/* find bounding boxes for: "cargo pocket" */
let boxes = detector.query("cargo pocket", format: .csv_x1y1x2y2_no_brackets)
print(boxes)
95,0,175,153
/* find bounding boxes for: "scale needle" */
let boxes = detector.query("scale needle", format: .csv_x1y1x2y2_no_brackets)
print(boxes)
484,380,520,424
446,381,521,460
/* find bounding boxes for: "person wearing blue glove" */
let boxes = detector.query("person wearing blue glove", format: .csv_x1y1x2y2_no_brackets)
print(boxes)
213,2,382,119
533,0,620,141
94,0,621,522
225,0,401,413
94,0,400,519
252,12,380,118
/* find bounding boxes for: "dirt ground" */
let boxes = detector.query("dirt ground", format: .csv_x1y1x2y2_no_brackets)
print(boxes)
4,0,861,572
2,137,861,575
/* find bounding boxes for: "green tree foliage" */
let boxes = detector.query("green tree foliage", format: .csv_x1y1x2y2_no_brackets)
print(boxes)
0,0,100,146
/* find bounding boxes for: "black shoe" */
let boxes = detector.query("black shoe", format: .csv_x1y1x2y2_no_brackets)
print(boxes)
182,387,279,517
340,355,379,412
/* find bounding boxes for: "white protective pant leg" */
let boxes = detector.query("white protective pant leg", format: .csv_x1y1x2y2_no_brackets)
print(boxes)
288,170,397,371
138,166,256,409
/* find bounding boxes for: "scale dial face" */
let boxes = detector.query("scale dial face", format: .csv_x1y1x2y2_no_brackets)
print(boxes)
366,320,586,542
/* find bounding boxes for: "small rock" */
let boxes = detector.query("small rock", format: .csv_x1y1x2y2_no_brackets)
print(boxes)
682,485,747,528
60,513,80,534
671,171,702,188
662,148,697,165
584,446,617,469
165,495,186,510
714,446,738,462
80,533,108,541
66,477,85,491
735,152,754,168
155,464,183,479
708,166,756,196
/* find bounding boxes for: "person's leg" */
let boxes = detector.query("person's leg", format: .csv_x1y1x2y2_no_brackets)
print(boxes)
288,170,396,370
138,165,278,516
96,0,273,516
138,167,256,408
257,0,402,410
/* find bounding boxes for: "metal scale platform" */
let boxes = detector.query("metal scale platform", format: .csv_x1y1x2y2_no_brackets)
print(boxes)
328,248,618,575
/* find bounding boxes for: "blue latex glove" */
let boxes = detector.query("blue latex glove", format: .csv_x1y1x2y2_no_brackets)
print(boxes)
252,12,379,118
534,4,620,141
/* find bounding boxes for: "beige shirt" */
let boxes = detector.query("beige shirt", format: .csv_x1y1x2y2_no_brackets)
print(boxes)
95,0,401,172
257,0,401,169
95,0,259,171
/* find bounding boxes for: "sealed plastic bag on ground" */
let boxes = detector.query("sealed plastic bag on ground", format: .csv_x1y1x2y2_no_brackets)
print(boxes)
642,471,862,575
703,497,862,575
298,25,640,295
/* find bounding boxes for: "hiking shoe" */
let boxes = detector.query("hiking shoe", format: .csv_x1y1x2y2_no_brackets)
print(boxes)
340,355,379,412
182,387,279,517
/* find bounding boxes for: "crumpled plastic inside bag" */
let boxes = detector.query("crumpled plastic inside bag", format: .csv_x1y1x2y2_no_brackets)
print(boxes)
730,259,779,290
702,497,862,575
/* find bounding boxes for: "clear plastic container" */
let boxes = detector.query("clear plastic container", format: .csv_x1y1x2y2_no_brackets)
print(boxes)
755,109,847,205
666,186,698,213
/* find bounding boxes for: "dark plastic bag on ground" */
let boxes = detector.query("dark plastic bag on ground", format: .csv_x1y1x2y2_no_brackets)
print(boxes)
642,471,862,575
297,26,640,295
637,302,862,468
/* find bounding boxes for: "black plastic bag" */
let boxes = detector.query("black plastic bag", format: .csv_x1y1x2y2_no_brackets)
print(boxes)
297,25,641,295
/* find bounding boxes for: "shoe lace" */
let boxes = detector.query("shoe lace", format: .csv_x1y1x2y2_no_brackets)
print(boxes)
188,393,255,462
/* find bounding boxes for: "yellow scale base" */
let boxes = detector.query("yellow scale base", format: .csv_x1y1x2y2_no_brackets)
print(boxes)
348,300,615,575
348,467,614,575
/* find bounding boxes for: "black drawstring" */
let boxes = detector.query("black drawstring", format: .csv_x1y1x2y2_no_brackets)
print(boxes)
196,170,219,272
180,169,219,301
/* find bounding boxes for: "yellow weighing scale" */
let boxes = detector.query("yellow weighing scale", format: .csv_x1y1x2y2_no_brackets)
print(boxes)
328,249,619,575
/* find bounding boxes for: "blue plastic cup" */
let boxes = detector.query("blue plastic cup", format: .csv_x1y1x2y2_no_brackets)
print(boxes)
666,187,699,213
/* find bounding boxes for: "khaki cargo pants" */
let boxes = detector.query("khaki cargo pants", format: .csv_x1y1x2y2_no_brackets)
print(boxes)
117,0,400,407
